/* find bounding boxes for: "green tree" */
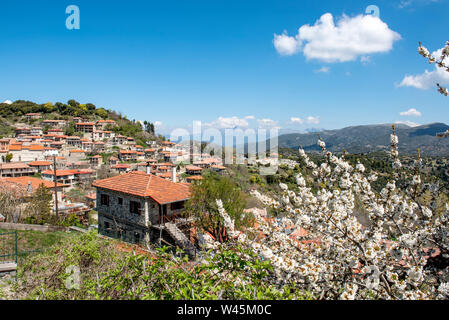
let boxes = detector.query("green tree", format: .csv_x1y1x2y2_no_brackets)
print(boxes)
5,153,13,162
25,184,53,224
185,172,252,242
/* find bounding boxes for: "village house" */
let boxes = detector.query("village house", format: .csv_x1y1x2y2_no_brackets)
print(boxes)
25,113,42,121
15,127,31,136
30,127,43,136
210,164,227,174
90,155,102,167
185,165,203,175
68,149,86,161
66,136,82,147
113,135,127,145
108,156,118,166
0,162,36,178
81,140,94,152
27,160,52,173
95,119,116,131
42,119,67,128
119,150,137,162
186,175,203,183
111,163,131,174
42,169,96,190
6,144,46,162
0,138,11,152
93,170,191,244
75,122,95,135
0,176,65,204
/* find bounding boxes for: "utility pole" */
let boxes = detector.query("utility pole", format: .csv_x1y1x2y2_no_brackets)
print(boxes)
45,150,59,216
53,154,59,216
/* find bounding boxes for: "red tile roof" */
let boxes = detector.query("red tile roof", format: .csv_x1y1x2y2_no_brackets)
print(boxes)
1,176,65,190
28,161,52,166
42,169,94,176
93,171,191,204
8,145,22,151
0,162,30,169
186,165,203,171
186,175,203,181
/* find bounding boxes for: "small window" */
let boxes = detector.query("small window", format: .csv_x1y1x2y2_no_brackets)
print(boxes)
100,194,110,206
104,221,110,229
118,197,123,205
171,201,185,211
130,201,141,214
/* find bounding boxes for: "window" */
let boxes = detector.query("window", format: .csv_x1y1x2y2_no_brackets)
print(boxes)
100,194,110,206
118,197,123,205
171,201,185,211
130,201,141,214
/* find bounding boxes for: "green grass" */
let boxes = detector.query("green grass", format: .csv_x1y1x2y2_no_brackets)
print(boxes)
0,229,74,254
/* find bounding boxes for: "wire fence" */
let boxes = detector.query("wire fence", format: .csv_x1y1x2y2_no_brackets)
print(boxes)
0,231,42,266
0,231,17,265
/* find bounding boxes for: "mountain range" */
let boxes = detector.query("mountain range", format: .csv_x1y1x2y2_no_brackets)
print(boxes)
274,123,449,156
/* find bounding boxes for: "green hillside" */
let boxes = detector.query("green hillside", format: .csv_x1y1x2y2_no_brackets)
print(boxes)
0,99,162,147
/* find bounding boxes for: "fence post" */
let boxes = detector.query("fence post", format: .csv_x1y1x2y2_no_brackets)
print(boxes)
15,230,18,265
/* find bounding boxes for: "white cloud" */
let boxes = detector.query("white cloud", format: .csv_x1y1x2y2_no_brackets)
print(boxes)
274,13,401,63
204,116,249,129
290,117,304,124
399,47,449,90
244,115,256,120
289,116,320,125
2,100,12,104
395,120,421,127
257,118,280,129
314,66,330,73
154,121,163,128
273,32,302,56
399,108,422,117
360,55,371,64
306,116,320,124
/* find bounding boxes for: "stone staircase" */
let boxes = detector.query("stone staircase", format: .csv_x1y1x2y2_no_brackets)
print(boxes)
165,222,196,258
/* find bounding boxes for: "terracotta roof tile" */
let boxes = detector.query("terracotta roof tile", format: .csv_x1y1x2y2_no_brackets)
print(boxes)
93,171,191,204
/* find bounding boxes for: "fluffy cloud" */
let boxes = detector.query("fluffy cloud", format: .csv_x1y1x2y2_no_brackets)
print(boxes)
2,100,12,104
204,116,250,129
289,116,320,125
395,120,421,127
154,121,164,128
244,115,256,120
314,66,330,73
306,116,320,124
290,117,304,124
400,108,422,117
273,32,302,56
257,118,280,130
274,13,401,63
399,48,449,90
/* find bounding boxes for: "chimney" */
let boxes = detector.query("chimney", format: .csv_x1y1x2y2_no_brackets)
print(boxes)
27,181,33,194
171,166,177,183
146,162,151,175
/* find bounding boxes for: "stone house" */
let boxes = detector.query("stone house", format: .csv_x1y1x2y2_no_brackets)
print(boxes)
0,162,36,177
92,171,191,244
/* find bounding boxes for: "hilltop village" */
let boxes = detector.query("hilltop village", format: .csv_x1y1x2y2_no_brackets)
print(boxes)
0,109,230,246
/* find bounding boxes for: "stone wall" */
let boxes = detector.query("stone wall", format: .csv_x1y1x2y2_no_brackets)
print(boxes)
0,222,68,232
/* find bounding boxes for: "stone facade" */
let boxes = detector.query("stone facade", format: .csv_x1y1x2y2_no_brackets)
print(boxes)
96,187,186,244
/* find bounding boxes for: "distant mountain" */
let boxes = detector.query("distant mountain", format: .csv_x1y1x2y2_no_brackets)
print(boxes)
268,123,449,156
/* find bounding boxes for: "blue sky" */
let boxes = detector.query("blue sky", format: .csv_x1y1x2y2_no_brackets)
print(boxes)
0,0,448,135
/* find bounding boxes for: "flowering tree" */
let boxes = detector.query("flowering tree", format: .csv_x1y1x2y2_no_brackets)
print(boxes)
205,126,449,299
418,41,449,97
418,41,449,139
